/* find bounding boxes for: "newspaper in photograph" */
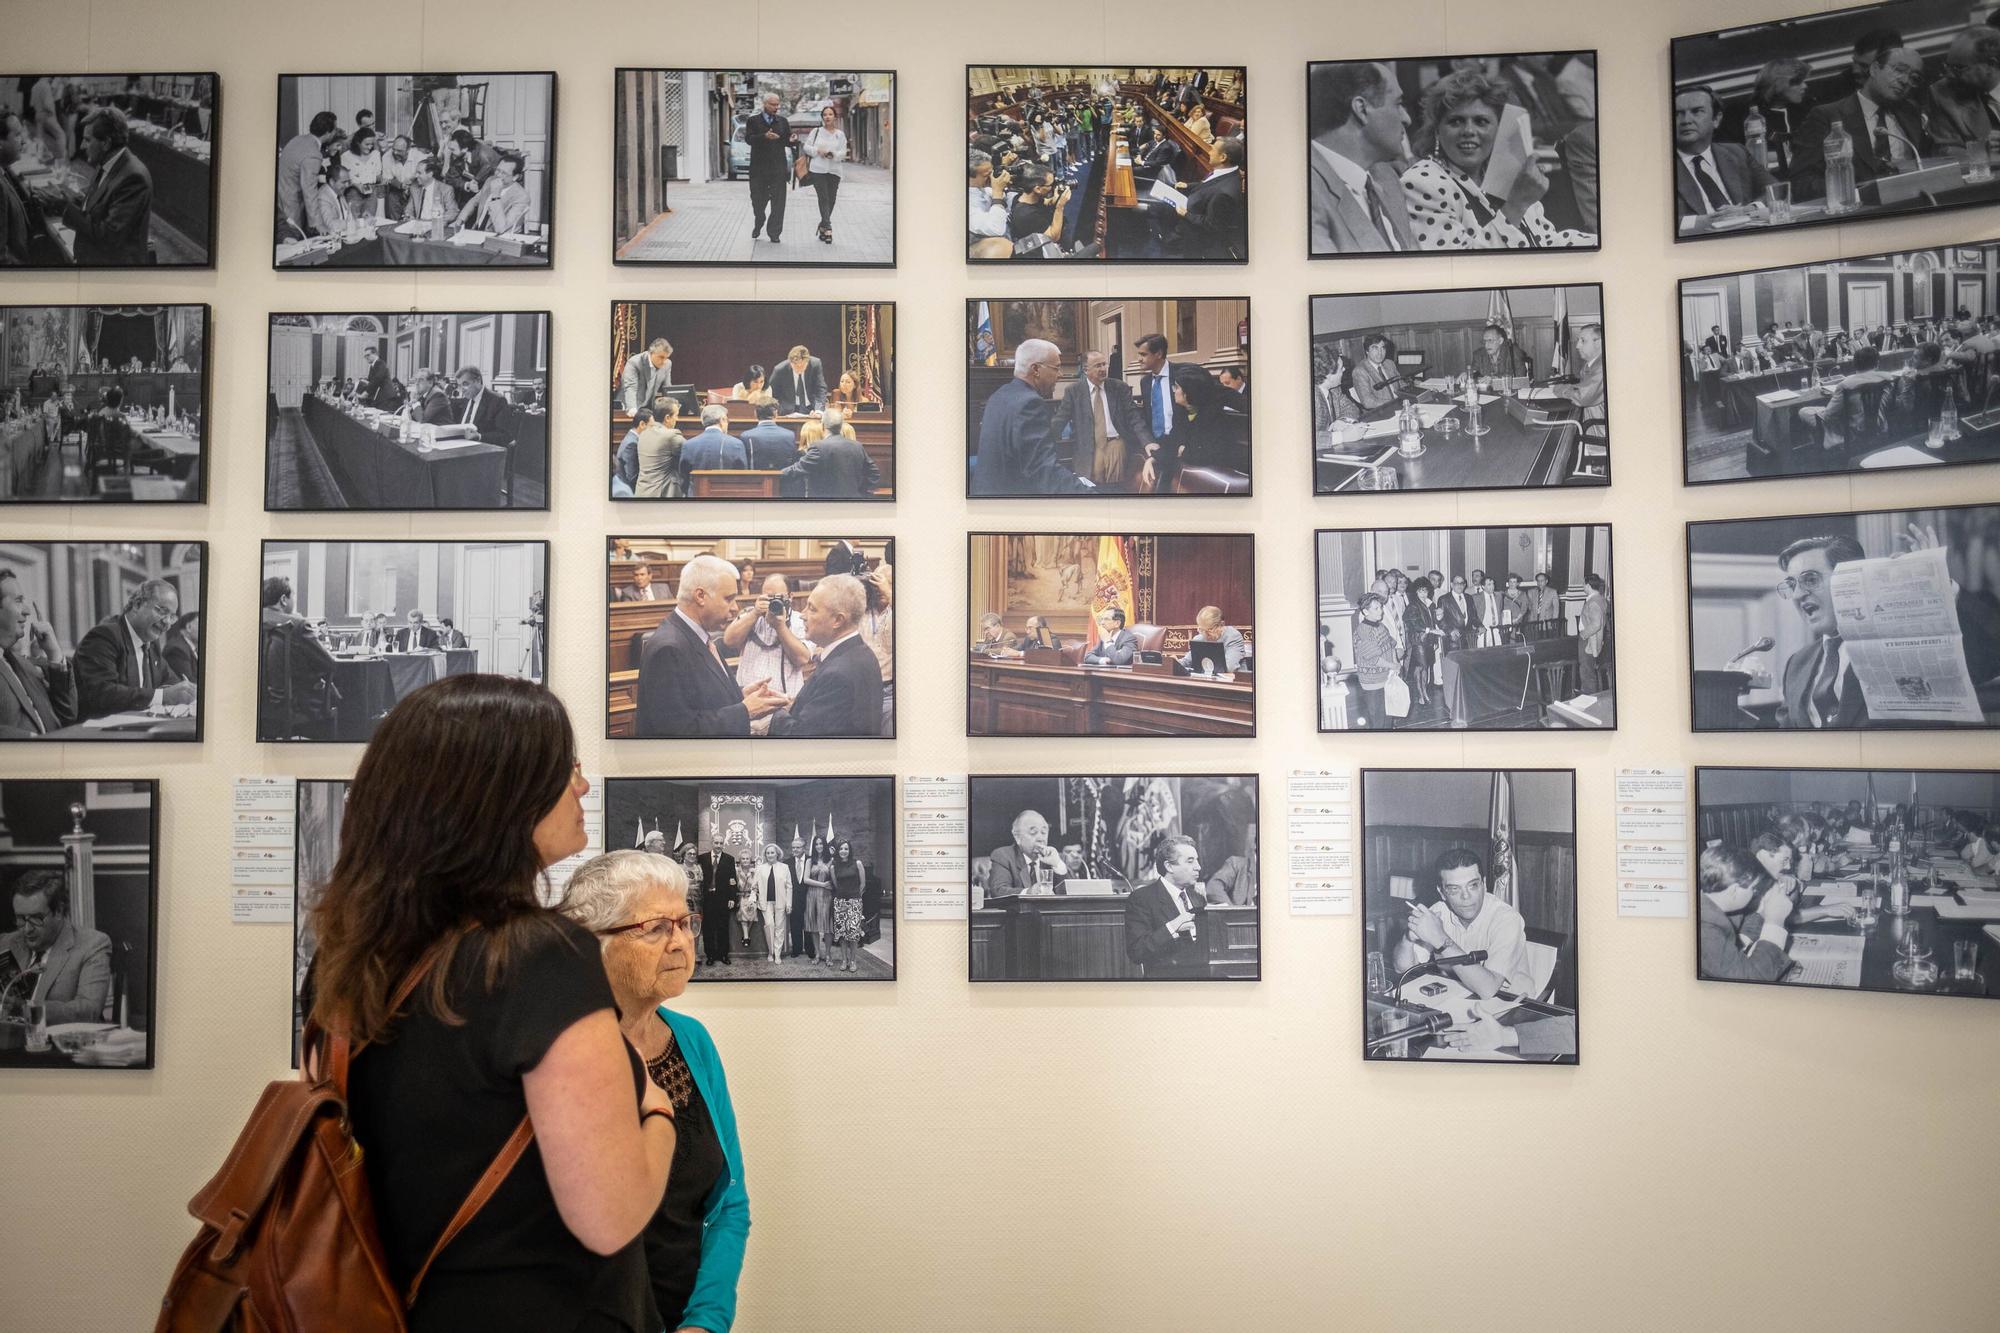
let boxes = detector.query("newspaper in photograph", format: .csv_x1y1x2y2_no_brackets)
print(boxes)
1829,546,1983,725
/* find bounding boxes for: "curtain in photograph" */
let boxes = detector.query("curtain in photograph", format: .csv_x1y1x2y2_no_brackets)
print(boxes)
83,309,103,364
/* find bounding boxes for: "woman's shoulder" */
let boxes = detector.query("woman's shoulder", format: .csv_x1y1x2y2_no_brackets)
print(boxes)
659,1007,722,1062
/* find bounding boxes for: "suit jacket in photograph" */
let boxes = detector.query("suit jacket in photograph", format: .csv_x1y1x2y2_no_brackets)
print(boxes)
74,616,180,719
1348,358,1403,412
698,850,740,911
0,647,78,737
740,420,799,471
1436,591,1480,647
781,434,879,498
1673,142,1773,218
636,612,750,738
768,359,827,416
1124,878,1208,978
985,844,1066,894
1180,169,1243,260
743,111,793,182
456,389,513,445
679,426,747,479
1696,895,1792,982
399,625,439,652
0,168,34,265
1923,77,2000,150
1082,627,1139,666
972,377,1090,495
1788,95,1932,198
620,353,673,416
768,634,882,738
1307,153,1415,254
413,386,453,426
359,360,390,408
615,584,662,603
1061,375,1150,451
3,920,114,1024
65,147,153,264
1774,590,2000,727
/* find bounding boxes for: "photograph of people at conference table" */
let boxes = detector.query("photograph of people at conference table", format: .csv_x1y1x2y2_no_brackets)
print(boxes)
1317,525,1614,732
256,540,547,744
601,776,896,981
607,537,894,742
0,73,216,267
264,312,549,511
1680,239,2000,485
1,304,208,503
0,779,158,1070
1311,284,1606,494
272,72,554,269
0,541,205,743
609,300,893,501
1686,503,2000,733
1694,766,2000,1001
1672,3,2000,241
1361,769,1578,1064
1306,53,1598,257
966,298,1249,497
968,533,1255,739
969,774,1258,982
967,66,1247,262
613,69,895,267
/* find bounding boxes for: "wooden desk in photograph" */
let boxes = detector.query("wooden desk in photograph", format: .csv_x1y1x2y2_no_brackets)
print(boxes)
970,894,1258,980
966,656,1254,736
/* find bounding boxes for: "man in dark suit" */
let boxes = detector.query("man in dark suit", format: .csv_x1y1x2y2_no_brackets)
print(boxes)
1060,350,1149,489
634,554,783,737
1081,607,1140,666
984,808,1070,894
1924,27,2000,151
1124,836,1210,979
73,578,194,722
1436,573,1481,651
0,110,43,266
1702,326,1731,357
697,846,739,966
357,347,390,408
768,574,883,738
0,566,78,737
1788,45,1932,201
616,562,663,602
398,610,438,653
745,90,792,242
740,400,799,470
678,404,747,489
780,411,880,498
398,369,451,426
971,339,1093,495
768,346,827,416
1175,135,1245,260
785,834,815,959
3,869,113,1024
1672,87,1774,221
452,365,517,499
38,107,153,265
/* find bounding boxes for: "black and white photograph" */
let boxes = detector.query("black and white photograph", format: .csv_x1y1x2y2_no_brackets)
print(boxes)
967,66,1247,262
273,72,554,268
0,542,205,742
265,311,549,510
1361,769,1578,1064
1,779,158,1070
607,538,894,742
614,69,895,267
969,774,1259,982
1305,54,1597,256
601,776,896,981
1695,766,2000,1000
2,303,208,503
609,300,893,500
1687,502,2000,732
1,73,217,267
1672,4,2000,241
1680,240,2000,484
290,777,345,1064
1316,525,1614,732
968,533,1256,738
966,298,1250,496
1311,284,1607,493
257,539,548,744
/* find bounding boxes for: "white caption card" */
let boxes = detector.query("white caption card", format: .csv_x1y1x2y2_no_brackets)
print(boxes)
903,776,969,920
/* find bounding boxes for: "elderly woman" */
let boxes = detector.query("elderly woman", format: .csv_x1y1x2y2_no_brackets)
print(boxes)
829,838,868,972
1351,592,1399,730
1399,68,1596,251
558,850,748,1333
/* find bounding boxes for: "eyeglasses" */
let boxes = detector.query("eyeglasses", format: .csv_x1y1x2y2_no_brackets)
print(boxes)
14,910,51,927
1775,570,1829,600
600,913,700,944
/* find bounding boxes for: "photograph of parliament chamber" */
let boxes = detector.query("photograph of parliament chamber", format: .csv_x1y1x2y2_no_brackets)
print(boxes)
1305,53,1598,256
1671,1,2000,241
1360,769,1579,1064
1693,765,2000,1000
1315,525,1615,732
604,776,896,981
613,69,895,267
965,297,1250,497
966,65,1247,262
0,541,204,743
0,778,157,1070
255,539,548,744
272,71,554,268
1679,238,2000,484
0,73,216,267
968,774,1258,982
1,303,209,504
608,299,893,501
967,533,1254,739
264,311,549,511
1310,284,1607,494
607,537,894,742
1685,501,2000,732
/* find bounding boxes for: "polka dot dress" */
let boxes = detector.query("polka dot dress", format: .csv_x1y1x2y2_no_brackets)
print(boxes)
1398,158,1596,252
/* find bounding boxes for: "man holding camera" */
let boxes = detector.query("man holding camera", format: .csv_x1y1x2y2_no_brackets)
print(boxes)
721,574,814,722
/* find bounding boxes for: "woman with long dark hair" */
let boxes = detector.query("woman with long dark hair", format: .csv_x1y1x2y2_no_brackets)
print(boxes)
829,838,867,972
1403,577,1443,711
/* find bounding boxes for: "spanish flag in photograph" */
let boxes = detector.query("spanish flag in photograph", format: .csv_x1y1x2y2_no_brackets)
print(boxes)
1087,536,1136,651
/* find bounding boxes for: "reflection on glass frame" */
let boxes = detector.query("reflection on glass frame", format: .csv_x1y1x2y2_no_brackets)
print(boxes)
1694,765,1999,1001
290,777,346,1065
1685,502,2000,733
968,773,1260,982
1360,768,1579,1065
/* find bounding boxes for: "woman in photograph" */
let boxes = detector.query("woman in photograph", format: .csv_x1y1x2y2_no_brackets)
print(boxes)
804,835,834,967
730,365,766,401
1776,813,1823,883
678,843,708,965
1967,818,1999,871
829,369,863,409
1740,57,1810,175
1578,573,1610,692
801,104,846,245
734,854,759,951
1399,69,1596,251
1166,364,1232,477
1402,578,1442,710
1350,592,1399,731
1697,844,1801,982
558,850,747,1333
830,838,867,973
341,126,385,216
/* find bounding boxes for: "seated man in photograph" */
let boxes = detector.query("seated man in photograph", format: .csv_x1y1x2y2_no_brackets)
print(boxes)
971,338,1093,495
456,150,531,234
1788,44,1931,199
1177,605,1248,675
616,562,663,602
73,579,194,721
779,409,879,499
309,159,359,237
1469,323,1531,380
740,400,800,471
378,135,429,219
1696,845,1798,982
0,565,78,737
1348,335,1405,411
1021,615,1061,650
768,574,881,738
435,618,468,649
258,576,338,741
405,156,456,223
634,555,784,738
1125,836,1210,979
1671,86,1772,221
985,809,1070,894
3,869,112,1024
1173,136,1245,261
1548,323,1607,422
678,403,746,487
1391,848,1535,1000
1080,607,1138,666
974,612,1020,653
398,610,437,653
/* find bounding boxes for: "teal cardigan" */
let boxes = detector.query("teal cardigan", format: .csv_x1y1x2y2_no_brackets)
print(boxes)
657,1007,748,1333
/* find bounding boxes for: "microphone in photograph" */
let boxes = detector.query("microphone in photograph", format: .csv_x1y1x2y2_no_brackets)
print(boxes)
1725,637,1774,666
1428,950,1488,970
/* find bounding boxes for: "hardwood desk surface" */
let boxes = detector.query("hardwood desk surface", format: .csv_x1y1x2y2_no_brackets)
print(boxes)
968,655,1253,737
971,894,1259,981
1105,129,1138,207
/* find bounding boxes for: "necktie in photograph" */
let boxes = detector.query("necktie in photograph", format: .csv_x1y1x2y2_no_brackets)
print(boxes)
1690,155,1731,211
1811,635,1843,724
1872,110,1896,164
1363,178,1400,248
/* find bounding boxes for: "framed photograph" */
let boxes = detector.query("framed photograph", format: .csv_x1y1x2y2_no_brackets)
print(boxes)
1360,768,1579,1064
609,300,894,500
0,541,205,742
607,537,894,741
965,297,1251,497
1686,502,2000,732
968,773,1259,982
967,66,1247,263
290,777,346,1065
1,778,158,1069
967,533,1256,738
1315,524,1614,732
273,72,555,269
603,776,896,981
265,311,550,511
1305,54,1598,257
1694,765,1999,1000
0,73,218,267
2,303,209,503
1310,284,1607,493
1679,239,2000,485
1671,4,2000,242
613,69,895,268
256,539,549,744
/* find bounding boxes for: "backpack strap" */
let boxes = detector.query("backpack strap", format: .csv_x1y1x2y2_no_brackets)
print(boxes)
404,1114,535,1309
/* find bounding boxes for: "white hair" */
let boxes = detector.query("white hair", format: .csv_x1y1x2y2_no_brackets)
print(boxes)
700,403,729,429
814,572,866,627
556,850,688,934
1013,338,1060,380
1012,808,1048,835
820,408,846,435
677,553,738,603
